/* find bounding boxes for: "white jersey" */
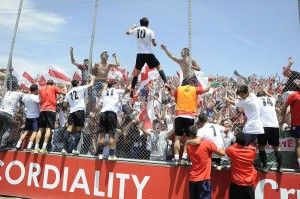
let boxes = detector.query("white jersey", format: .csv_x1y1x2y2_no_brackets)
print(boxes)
197,123,224,149
0,91,23,116
64,86,88,113
258,96,279,128
100,88,124,113
235,93,264,134
22,94,40,118
130,26,154,54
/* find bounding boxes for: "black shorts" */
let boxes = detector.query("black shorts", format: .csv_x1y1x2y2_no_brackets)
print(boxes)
243,133,258,146
174,117,194,137
291,126,300,138
38,111,56,129
189,180,211,199
135,54,160,71
68,110,85,127
229,182,254,199
258,127,280,147
99,111,117,134
24,118,39,132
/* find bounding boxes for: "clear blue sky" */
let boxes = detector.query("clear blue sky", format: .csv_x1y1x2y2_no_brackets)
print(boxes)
0,0,299,79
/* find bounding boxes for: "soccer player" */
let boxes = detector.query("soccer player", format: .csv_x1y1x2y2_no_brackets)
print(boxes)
226,132,257,199
282,57,300,101
15,85,40,151
187,113,229,170
33,80,67,154
98,80,124,160
280,80,300,171
61,75,95,156
0,87,23,151
187,126,225,199
173,77,212,165
223,84,264,146
256,89,283,173
126,17,171,97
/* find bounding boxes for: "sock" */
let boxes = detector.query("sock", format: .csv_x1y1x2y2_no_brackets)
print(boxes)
42,143,47,150
159,70,168,83
131,76,138,90
259,150,268,167
174,154,179,160
27,142,33,149
182,153,188,159
34,145,39,150
16,141,22,148
297,158,300,168
109,149,115,156
73,131,81,151
274,151,282,168
63,130,71,150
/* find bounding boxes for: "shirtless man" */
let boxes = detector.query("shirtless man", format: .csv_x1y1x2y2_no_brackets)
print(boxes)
161,45,201,86
90,51,120,113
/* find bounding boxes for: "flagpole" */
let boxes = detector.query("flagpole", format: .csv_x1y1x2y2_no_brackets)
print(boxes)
3,0,23,95
188,0,193,79
88,0,99,76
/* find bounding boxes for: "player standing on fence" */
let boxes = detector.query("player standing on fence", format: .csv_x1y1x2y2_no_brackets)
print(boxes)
0,86,23,151
224,84,264,146
282,57,300,101
126,17,171,97
33,80,67,154
14,85,40,152
61,75,95,156
226,132,257,199
256,89,283,173
161,45,201,86
98,80,124,160
280,80,300,171
70,47,89,85
173,77,212,166
187,126,225,199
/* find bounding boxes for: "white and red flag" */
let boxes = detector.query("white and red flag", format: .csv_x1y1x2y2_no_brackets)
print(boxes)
73,71,82,82
137,65,159,92
12,71,36,90
47,65,71,83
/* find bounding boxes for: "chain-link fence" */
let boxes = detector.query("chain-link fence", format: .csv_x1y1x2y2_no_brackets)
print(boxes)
0,0,300,169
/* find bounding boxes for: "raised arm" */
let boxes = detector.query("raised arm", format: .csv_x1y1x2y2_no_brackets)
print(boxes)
109,53,120,68
223,96,236,106
283,57,294,76
70,47,80,67
126,24,137,35
160,44,180,63
203,77,213,92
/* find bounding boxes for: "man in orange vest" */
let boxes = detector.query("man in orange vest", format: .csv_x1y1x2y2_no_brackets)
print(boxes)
173,77,212,165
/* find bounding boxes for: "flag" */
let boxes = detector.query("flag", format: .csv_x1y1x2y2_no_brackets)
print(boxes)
37,75,47,87
107,67,129,82
73,71,82,82
138,101,156,130
47,65,71,83
194,71,214,94
137,65,159,92
232,70,248,84
11,71,36,90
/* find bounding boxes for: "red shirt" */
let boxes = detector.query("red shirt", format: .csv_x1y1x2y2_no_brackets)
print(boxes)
187,140,217,182
39,85,62,111
286,91,300,126
225,143,257,186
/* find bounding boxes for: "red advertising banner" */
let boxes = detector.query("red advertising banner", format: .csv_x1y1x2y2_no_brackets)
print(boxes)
0,151,299,199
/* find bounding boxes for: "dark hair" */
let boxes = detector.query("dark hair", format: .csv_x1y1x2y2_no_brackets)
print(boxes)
46,80,54,85
108,81,117,88
235,131,246,146
188,125,198,137
188,77,198,86
140,17,149,27
84,59,89,62
198,113,208,125
183,48,189,55
101,51,108,56
71,79,80,87
30,84,38,92
256,91,265,97
220,119,229,126
236,84,248,95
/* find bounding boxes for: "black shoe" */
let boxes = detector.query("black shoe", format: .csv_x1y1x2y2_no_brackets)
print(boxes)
13,146,22,151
